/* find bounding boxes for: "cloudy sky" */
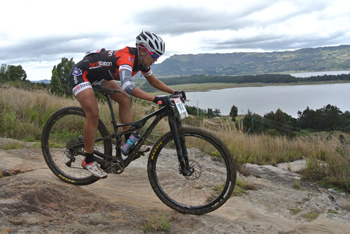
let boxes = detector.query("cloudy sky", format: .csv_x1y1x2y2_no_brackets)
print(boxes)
1,0,350,81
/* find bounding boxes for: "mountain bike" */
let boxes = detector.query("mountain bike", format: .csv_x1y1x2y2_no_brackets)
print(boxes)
41,85,236,215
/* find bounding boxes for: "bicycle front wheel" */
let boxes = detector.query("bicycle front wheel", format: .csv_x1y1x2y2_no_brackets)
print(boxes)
41,106,112,185
148,127,236,215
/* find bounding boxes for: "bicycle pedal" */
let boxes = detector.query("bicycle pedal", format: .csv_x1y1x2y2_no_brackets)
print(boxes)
106,160,124,174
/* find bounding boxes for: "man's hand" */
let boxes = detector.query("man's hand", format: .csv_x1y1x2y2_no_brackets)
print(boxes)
153,96,170,106
174,91,186,100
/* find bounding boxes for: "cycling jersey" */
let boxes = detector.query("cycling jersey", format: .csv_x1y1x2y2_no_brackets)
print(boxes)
69,47,152,96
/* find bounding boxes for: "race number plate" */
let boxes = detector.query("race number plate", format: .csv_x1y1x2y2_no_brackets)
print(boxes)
174,98,189,119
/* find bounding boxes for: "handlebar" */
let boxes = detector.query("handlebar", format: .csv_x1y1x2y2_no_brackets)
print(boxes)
169,94,186,103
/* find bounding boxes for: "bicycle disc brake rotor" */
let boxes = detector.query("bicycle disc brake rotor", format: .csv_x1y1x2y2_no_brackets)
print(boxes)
184,160,202,180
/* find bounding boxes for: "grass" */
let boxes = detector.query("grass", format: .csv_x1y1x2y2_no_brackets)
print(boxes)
1,86,349,193
0,141,26,150
289,208,302,215
232,178,257,196
302,211,320,220
140,214,172,232
293,179,301,189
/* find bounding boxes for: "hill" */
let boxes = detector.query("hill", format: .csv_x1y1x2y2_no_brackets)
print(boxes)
152,45,350,76
31,79,50,84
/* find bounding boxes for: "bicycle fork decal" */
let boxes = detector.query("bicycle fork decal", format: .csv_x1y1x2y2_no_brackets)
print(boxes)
151,141,163,160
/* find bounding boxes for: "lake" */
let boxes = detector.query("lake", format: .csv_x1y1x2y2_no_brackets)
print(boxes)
291,71,350,78
186,83,350,117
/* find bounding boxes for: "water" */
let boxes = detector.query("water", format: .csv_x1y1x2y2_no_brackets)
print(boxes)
186,83,350,117
291,71,350,78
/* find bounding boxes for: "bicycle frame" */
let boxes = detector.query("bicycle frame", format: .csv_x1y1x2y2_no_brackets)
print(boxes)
92,85,191,175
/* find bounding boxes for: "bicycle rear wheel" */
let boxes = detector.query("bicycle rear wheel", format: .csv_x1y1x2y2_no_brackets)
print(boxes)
41,106,112,185
147,127,236,215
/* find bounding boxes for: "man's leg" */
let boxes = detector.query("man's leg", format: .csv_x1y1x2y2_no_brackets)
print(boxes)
76,88,99,154
75,87,107,178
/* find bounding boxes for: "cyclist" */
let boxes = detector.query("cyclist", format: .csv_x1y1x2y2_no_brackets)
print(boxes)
68,30,186,178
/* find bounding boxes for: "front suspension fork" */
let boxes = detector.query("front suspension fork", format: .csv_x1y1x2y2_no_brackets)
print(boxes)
168,116,193,176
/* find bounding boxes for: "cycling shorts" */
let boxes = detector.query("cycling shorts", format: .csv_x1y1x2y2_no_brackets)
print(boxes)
69,66,104,96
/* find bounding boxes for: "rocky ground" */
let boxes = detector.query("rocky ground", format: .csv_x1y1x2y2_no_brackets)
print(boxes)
1,138,350,233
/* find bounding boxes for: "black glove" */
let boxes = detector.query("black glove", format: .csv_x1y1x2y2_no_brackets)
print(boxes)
153,96,170,106
174,90,187,100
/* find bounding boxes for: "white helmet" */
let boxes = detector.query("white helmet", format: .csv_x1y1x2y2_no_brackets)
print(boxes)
136,30,165,56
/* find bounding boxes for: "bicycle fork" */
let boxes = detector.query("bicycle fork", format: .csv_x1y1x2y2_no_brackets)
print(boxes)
168,116,194,176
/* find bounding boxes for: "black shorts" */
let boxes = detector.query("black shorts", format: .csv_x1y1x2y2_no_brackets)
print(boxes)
68,65,105,96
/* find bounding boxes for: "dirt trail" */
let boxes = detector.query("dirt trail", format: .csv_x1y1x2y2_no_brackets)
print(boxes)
1,140,350,233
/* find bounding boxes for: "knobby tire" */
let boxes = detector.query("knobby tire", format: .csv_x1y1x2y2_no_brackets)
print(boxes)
147,127,236,215
41,106,112,185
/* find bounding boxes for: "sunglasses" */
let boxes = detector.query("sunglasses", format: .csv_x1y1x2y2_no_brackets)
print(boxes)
139,46,160,59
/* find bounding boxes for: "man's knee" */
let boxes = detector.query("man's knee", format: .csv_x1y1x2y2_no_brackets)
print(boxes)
85,107,100,124
112,92,130,107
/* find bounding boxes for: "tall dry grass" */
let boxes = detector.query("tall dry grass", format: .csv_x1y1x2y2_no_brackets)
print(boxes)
199,117,350,192
0,86,79,140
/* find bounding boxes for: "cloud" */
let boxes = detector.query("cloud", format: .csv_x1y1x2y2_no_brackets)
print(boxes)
0,32,133,65
1,0,350,80
134,3,272,35
136,0,350,54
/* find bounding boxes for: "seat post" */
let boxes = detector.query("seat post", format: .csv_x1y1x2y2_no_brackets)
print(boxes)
105,93,118,133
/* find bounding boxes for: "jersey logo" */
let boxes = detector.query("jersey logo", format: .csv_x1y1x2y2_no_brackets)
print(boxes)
72,82,91,96
129,57,134,63
72,67,83,76
89,61,113,69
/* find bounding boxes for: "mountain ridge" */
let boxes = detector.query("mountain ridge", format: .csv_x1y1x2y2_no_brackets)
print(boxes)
152,45,350,77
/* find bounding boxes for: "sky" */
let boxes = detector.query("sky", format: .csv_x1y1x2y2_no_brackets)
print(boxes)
1,0,350,81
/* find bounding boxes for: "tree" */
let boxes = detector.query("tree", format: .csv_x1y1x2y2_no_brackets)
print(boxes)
297,107,319,130
242,110,264,134
297,105,342,131
264,109,296,137
213,108,221,117
0,64,7,81
50,66,64,96
340,111,350,133
50,58,75,96
6,65,27,81
207,108,214,118
0,64,27,81
230,105,238,121
318,104,342,131
185,105,207,116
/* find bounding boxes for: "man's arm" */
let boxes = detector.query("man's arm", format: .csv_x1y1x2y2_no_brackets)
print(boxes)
120,68,175,103
144,74,175,94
